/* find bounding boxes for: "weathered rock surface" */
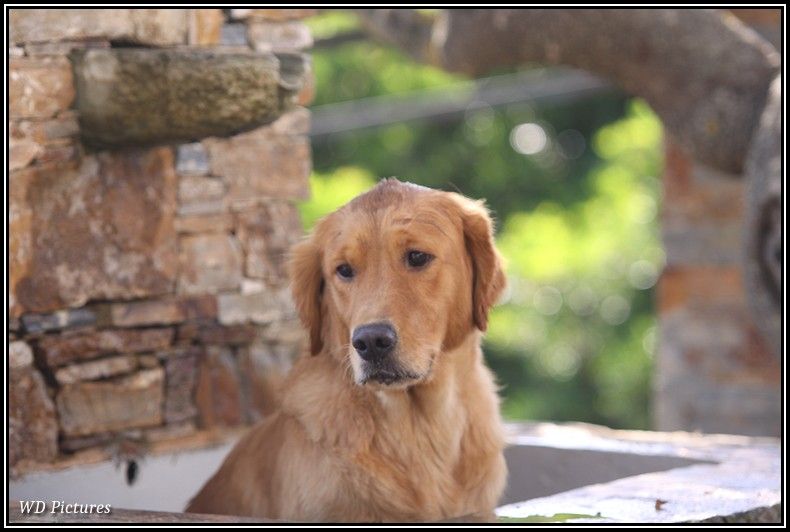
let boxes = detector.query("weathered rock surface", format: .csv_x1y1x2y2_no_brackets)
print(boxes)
217,288,295,326
174,213,234,234
9,9,189,46
37,328,173,367
9,341,34,369
230,9,317,21
178,234,243,295
163,349,199,424
72,49,307,147
54,355,139,385
19,308,97,335
204,124,311,202
9,56,74,119
10,148,177,317
105,295,217,327
237,202,303,284
248,20,314,52
57,368,165,437
9,367,59,466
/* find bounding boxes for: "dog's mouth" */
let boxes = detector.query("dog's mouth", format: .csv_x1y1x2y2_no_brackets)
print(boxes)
356,354,433,388
360,368,422,386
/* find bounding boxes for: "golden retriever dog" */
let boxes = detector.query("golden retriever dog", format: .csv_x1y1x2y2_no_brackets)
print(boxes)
187,179,507,522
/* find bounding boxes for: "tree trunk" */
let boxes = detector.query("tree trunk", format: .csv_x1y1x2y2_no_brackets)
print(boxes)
356,9,779,174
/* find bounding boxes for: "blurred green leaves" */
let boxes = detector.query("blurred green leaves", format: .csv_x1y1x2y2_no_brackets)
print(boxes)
299,166,376,229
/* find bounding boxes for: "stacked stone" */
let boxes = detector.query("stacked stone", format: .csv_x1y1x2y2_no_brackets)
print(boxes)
9,8,315,475
655,11,780,439
655,142,781,437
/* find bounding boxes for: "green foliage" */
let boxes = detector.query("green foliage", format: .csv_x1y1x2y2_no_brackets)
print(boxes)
300,167,376,229
301,11,663,429
308,12,460,106
486,100,662,429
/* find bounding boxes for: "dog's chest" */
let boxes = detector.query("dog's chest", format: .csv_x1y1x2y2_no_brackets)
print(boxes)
348,399,471,520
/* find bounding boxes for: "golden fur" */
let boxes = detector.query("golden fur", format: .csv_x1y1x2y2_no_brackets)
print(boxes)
187,179,508,522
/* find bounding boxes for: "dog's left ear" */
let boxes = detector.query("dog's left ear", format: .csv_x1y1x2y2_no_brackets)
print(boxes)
288,236,324,355
455,196,507,332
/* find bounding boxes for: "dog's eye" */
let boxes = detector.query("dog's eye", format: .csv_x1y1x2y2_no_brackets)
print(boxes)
406,250,433,269
336,263,355,280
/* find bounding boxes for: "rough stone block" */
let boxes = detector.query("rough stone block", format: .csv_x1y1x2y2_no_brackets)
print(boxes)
9,340,34,370
177,199,226,216
178,234,243,295
174,213,234,234
188,9,223,46
258,317,308,347
217,288,295,325
137,354,159,368
177,322,258,346
232,9,317,21
24,38,110,56
9,9,188,46
72,48,306,148
248,20,313,52
9,367,59,466
106,295,217,327
9,136,42,171
9,148,177,317
204,125,311,201
164,349,199,424
658,266,744,314
271,107,311,136
178,175,225,204
657,143,779,437
11,112,81,147
31,139,79,168
55,355,139,385
9,56,74,119
19,307,97,335
37,327,173,367
663,142,742,219
220,23,248,47
237,202,303,285
57,368,165,437
195,347,244,427
175,142,210,176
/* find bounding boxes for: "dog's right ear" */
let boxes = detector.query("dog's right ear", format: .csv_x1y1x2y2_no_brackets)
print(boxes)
288,236,324,355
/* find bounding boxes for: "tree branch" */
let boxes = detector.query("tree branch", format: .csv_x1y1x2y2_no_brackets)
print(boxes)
356,9,779,174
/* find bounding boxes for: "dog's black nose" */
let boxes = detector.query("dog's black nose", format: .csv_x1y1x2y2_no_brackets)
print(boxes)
352,323,397,362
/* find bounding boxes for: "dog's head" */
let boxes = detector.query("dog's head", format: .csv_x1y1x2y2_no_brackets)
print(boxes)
289,179,506,389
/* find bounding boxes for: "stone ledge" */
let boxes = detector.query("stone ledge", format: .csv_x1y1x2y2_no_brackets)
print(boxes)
498,422,781,524
8,422,781,523
71,48,307,148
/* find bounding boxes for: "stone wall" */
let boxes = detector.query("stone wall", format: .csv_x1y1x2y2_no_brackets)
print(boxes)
655,142,781,437
654,11,781,438
9,8,315,475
